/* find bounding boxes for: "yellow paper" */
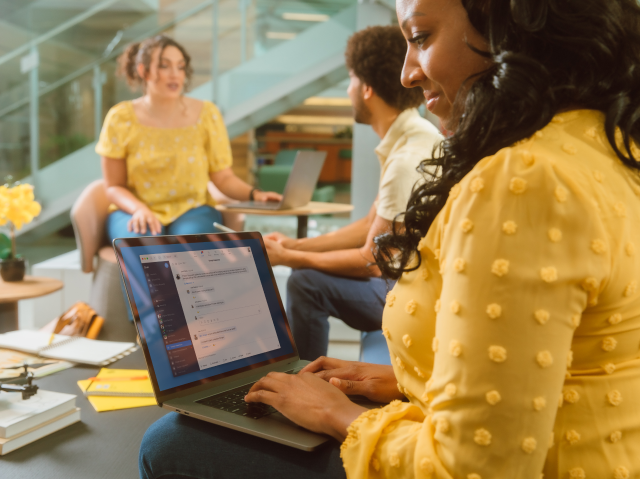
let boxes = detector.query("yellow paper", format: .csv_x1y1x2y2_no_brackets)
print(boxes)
77,379,157,412
84,368,153,397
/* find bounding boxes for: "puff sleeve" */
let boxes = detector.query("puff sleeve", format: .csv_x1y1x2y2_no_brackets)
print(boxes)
202,102,233,173
340,145,610,478
95,103,132,159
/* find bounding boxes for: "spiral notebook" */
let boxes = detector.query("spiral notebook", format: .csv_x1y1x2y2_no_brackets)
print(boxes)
0,330,137,366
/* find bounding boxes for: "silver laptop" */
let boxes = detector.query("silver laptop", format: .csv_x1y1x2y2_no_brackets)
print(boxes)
113,232,329,450
227,150,327,210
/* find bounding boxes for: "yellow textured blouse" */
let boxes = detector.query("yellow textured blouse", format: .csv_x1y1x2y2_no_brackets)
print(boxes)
341,110,640,479
95,101,232,225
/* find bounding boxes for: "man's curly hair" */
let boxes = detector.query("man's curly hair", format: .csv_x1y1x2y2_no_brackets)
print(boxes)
345,25,424,111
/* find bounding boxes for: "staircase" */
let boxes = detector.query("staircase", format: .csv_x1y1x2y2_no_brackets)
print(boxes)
0,0,363,240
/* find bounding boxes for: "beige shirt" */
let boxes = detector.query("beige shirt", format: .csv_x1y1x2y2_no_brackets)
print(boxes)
375,108,442,222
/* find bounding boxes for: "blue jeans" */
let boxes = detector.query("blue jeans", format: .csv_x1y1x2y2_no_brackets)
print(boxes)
139,413,345,479
106,205,223,242
286,269,393,361
106,205,223,322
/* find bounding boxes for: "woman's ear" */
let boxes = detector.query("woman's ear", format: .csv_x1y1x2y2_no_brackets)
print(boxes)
136,62,147,82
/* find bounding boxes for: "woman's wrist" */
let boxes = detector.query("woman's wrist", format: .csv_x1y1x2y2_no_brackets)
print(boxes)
249,187,261,201
325,402,367,442
132,203,151,214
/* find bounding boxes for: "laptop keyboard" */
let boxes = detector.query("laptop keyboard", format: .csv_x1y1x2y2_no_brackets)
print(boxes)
196,368,301,420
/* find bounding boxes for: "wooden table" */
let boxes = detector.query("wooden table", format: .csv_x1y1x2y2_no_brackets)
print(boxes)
0,276,63,333
216,201,354,238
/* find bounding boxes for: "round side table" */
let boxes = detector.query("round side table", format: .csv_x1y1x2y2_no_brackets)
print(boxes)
0,276,63,333
215,201,355,238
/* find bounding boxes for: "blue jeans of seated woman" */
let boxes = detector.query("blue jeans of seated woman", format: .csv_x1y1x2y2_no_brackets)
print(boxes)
106,205,223,241
139,413,346,479
106,205,223,322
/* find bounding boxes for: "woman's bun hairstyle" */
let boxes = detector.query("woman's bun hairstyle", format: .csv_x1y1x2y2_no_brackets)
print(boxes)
118,42,142,87
116,35,193,91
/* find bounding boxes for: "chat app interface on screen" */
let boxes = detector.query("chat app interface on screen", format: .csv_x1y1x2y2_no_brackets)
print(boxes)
140,247,280,377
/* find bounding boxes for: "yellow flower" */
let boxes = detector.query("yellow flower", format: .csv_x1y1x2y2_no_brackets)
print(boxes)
0,184,41,230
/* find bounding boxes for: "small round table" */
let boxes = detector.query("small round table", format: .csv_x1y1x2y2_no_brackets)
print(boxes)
0,276,63,333
216,201,354,238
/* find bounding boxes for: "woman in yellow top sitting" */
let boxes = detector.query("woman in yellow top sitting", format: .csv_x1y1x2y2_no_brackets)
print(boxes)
139,0,640,478
96,35,280,241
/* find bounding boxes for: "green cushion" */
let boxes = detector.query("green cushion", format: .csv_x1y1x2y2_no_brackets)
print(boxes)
274,148,314,166
311,185,336,203
256,165,292,193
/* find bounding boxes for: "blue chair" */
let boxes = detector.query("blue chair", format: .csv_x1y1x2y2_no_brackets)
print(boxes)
359,330,391,365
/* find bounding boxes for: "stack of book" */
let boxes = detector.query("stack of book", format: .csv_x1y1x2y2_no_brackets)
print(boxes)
0,390,80,455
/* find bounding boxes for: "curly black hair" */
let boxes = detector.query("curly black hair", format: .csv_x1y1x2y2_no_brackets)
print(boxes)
345,25,424,111
374,0,640,279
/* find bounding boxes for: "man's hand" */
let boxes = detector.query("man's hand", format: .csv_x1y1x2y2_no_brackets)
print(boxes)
245,371,366,441
264,231,297,249
301,357,404,404
264,237,291,266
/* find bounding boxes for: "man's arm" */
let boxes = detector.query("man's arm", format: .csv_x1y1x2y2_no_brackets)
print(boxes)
264,212,396,278
265,203,377,252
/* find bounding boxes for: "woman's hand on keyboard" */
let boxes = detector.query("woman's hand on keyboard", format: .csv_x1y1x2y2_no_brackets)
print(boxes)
244,370,366,442
300,357,404,404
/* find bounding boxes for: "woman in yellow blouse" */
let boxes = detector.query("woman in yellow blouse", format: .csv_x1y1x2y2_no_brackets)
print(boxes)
97,35,280,241
138,1,640,478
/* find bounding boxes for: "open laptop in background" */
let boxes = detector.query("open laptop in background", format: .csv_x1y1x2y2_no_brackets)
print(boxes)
113,232,329,451
227,150,327,210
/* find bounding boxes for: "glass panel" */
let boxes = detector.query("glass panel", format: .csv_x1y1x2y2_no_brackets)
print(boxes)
39,69,95,169
0,0,105,37
0,104,30,182
217,0,246,75
163,6,215,92
0,56,28,116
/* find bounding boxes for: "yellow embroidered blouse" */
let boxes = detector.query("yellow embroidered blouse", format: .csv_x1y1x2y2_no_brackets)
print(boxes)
341,110,640,479
95,101,232,225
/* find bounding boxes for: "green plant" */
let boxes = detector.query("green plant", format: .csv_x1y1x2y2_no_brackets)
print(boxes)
0,232,11,259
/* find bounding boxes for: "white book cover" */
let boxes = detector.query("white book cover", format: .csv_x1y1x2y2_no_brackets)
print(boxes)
0,330,136,366
0,389,77,438
0,331,69,355
42,337,136,366
0,408,81,455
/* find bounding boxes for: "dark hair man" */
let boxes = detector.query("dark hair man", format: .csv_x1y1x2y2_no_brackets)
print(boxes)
264,25,442,361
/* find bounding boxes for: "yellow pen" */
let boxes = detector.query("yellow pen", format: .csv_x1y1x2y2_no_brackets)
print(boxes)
47,333,55,346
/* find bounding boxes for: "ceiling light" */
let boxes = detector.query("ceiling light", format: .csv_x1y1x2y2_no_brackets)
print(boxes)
266,31,297,40
282,12,330,21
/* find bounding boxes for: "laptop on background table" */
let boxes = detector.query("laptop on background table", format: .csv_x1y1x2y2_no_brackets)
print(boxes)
227,150,327,210
113,232,329,451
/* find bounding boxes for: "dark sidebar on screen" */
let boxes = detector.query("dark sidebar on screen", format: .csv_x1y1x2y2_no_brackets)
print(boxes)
144,261,200,377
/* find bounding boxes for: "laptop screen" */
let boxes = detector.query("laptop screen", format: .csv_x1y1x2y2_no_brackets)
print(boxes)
114,234,296,394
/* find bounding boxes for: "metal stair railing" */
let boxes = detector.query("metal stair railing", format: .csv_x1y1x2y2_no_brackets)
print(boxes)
0,0,122,69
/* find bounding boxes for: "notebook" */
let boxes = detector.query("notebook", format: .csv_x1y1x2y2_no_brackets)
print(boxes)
76,380,157,412
0,389,77,438
82,369,154,397
0,330,137,366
